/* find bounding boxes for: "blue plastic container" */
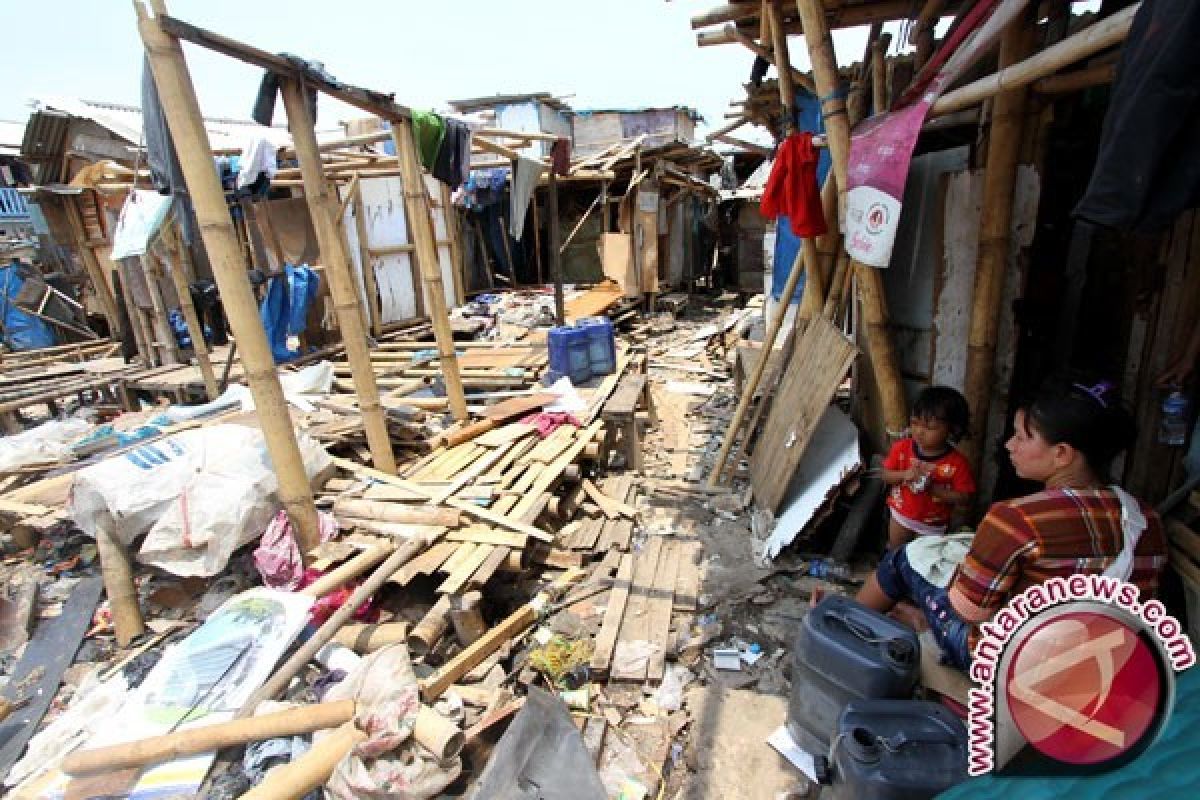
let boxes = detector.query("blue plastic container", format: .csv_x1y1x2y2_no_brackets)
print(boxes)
547,325,592,385
577,317,616,376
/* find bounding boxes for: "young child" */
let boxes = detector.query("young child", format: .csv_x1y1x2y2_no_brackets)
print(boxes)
881,386,976,549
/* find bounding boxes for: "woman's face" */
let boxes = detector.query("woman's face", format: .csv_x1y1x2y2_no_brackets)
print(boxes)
1006,410,1059,481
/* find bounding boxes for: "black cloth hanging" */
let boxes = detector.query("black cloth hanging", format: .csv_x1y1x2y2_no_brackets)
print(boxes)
1073,0,1200,231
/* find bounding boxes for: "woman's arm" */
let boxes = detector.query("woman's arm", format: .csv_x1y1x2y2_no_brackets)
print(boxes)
947,501,1036,624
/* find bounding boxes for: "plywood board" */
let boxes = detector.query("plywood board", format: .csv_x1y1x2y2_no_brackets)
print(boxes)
750,315,857,513
611,536,665,681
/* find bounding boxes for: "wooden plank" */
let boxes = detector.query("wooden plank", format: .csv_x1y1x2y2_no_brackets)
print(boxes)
446,528,528,548
750,316,857,513
590,553,635,677
0,576,103,775
644,539,680,682
673,540,702,612
604,373,646,417
581,479,637,519
437,542,478,576
438,544,495,594
476,422,538,448
510,421,605,520
391,540,458,585
467,544,511,588
611,536,665,681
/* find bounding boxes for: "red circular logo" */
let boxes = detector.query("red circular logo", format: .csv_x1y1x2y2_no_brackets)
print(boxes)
1005,610,1164,766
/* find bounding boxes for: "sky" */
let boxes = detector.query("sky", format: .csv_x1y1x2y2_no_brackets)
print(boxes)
0,0,895,146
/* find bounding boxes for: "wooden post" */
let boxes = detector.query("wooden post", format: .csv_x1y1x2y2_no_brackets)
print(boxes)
962,22,1031,469
160,231,219,400
766,0,796,130
795,0,908,435
391,118,469,421
116,260,154,365
351,177,383,338
136,0,321,553
96,524,144,647
139,252,182,365
282,79,397,474
548,171,565,325
63,197,122,337
872,33,891,115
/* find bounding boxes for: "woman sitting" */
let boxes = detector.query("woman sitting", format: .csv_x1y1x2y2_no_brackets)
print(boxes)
857,379,1169,670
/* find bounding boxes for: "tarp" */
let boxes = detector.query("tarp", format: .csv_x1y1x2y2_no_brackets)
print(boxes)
260,264,319,363
0,261,55,350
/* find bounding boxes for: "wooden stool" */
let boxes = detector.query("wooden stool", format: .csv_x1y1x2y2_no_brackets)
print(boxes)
600,372,657,474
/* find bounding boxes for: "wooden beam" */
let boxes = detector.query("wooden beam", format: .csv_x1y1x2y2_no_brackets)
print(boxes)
697,0,924,45
766,0,797,126
1032,62,1116,94
154,12,413,122
136,0,321,552
159,230,219,400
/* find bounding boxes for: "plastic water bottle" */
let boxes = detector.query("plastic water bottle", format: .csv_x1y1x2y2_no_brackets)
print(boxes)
1160,390,1189,447
809,559,851,581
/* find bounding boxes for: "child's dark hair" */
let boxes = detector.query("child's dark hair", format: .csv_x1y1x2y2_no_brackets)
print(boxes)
913,386,970,441
1017,376,1136,477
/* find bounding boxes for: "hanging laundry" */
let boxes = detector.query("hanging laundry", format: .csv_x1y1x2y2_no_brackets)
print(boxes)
251,54,331,126
1074,0,1200,232
550,137,571,176
432,117,472,189
237,135,279,190
259,264,320,363
760,131,827,238
510,156,545,240
411,110,447,172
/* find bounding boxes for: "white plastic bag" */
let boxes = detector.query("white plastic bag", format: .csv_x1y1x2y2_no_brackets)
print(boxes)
0,417,91,470
70,424,331,576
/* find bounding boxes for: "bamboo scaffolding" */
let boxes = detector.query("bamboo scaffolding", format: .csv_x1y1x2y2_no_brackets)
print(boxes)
136,0,320,552
160,228,219,400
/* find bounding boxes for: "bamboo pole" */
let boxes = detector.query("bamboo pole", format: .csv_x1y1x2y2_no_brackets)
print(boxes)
282,80,397,475
795,0,908,435
391,118,468,421
766,0,796,130
116,259,154,365
706,247,805,486
931,4,1139,117
872,33,891,115
721,25,816,95
159,233,219,400
962,22,1032,470
96,524,145,647
237,722,366,800
62,700,356,776
238,534,434,717
136,0,321,553
440,182,466,306
548,171,565,324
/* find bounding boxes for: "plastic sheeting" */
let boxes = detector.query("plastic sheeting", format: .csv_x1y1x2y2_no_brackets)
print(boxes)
260,264,320,363
0,261,55,350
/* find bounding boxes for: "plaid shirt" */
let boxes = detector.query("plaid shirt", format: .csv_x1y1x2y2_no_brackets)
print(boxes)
949,487,1168,627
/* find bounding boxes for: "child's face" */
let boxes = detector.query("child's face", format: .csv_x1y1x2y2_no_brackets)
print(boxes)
910,414,951,453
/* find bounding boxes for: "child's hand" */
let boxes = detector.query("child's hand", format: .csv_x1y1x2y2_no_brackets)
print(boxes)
905,461,932,482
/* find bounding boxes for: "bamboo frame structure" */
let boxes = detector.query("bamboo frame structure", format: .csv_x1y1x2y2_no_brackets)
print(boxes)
795,0,908,435
962,21,1032,469
281,79,397,474
136,0,321,552
391,119,469,421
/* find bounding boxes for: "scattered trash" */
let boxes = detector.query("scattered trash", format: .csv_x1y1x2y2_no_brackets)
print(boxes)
712,648,742,671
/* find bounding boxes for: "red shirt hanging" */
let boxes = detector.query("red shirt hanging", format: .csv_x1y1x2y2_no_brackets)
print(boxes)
760,131,828,238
